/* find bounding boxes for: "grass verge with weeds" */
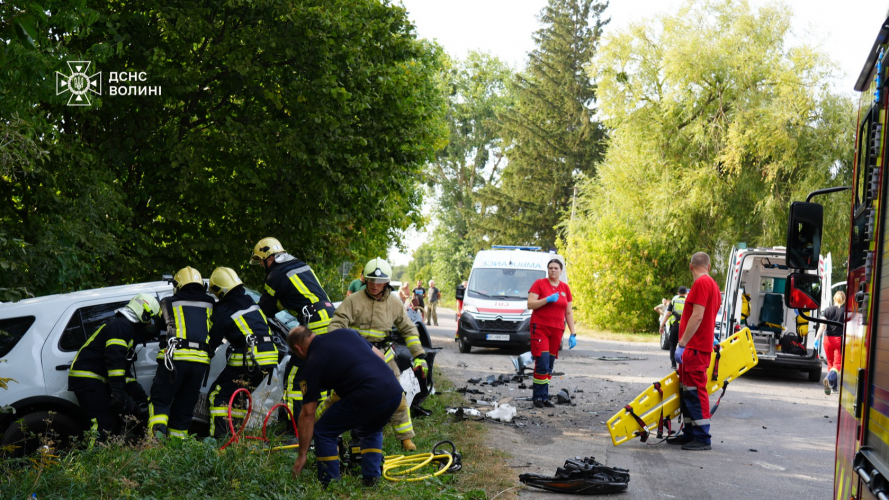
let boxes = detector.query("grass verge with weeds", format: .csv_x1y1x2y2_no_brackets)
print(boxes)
1,368,519,499
574,325,659,343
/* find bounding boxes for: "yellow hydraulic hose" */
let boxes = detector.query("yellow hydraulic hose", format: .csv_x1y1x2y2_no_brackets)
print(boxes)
382,453,454,482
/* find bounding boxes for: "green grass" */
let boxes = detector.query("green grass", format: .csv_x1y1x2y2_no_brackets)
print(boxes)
0,370,518,499
575,325,660,343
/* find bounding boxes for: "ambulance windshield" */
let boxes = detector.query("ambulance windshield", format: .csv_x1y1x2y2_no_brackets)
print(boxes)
468,268,546,300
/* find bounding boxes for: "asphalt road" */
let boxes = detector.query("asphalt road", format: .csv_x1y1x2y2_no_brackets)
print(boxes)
425,308,836,500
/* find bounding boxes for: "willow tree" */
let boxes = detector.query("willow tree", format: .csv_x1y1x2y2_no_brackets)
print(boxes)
565,0,855,332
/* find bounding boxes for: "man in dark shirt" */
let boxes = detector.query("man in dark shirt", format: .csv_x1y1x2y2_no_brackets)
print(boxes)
288,326,403,487
412,280,426,310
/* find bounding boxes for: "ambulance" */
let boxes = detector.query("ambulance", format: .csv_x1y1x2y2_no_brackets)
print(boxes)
455,246,566,353
717,246,830,382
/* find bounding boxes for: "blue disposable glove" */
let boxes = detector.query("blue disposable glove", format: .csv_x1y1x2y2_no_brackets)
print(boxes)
814,338,820,351
674,345,685,365
546,293,559,303
714,338,720,347
569,334,577,349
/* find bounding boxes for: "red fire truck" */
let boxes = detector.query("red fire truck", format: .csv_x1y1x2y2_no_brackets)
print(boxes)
785,13,889,500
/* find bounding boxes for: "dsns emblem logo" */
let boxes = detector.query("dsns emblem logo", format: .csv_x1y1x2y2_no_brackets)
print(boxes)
56,61,102,106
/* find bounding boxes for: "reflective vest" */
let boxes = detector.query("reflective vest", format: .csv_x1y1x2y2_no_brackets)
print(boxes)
741,293,751,324
209,289,278,369
667,295,686,327
796,312,809,337
69,315,135,388
259,256,335,334
158,293,214,364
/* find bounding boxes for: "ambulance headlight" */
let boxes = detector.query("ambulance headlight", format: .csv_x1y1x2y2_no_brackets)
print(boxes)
464,305,478,314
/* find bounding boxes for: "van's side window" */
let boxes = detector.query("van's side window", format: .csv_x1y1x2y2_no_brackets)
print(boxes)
58,302,128,352
0,316,37,358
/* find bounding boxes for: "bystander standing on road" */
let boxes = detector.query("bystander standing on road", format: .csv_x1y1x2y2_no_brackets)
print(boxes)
813,291,847,395
527,259,576,408
346,274,366,296
669,252,721,451
654,299,667,318
399,281,412,306
412,280,426,309
660,287,688,370
426,280,440,326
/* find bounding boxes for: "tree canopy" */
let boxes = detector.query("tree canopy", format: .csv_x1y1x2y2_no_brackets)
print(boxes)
0,0,447,297
565,0,855,331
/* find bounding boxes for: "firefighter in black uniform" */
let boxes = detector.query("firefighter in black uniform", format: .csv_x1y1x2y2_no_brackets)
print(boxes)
68,293,160,440
148,267,215,438
206,267,279,437
250,237,336,425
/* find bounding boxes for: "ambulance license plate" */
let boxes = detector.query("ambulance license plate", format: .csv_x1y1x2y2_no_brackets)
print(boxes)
486,334,510,341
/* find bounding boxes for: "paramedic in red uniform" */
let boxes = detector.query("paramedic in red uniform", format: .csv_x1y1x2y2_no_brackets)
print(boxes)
527,259,577,408
813,291,846,394
669,252,721,451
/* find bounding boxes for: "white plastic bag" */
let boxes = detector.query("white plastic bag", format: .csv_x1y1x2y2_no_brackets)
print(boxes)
485,403,517,423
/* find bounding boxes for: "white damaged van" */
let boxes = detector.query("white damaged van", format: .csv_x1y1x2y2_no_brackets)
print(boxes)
455,246,566,353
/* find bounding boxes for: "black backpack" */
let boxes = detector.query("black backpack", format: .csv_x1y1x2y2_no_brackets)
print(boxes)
779,333,807,355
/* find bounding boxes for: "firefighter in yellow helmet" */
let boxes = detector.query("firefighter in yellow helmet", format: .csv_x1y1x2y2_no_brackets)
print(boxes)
148,267,215,438
250,237,336,431
205,267,280,437
328,257,427,451
68,293,160,441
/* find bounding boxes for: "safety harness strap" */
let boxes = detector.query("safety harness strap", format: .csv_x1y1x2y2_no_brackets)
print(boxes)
711,345,721,381
624,404,649,443
710,380,730,415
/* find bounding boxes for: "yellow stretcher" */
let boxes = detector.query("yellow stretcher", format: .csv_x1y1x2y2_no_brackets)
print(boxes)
606,328,759,446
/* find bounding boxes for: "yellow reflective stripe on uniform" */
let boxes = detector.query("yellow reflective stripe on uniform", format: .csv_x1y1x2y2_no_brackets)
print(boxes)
265,283,276,296
358,329,388,339
286,269,319,303
148,402,168,429
71,325,106,371
384,348,395,363
175,305,186,338
284,392,303,399
394,422,413,434
169,429,188,439
315,456,339,462
361,448,383,454
234,315,252,337
308,318,331,330
404,337,421,347
105,339,128,349
125,377,136,384
107,369,125,377
69,370,108,383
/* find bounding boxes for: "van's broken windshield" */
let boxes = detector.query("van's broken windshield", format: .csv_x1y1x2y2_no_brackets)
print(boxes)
468,268,547,300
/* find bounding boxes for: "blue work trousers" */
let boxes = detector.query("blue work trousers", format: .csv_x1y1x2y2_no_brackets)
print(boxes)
313,393,402,485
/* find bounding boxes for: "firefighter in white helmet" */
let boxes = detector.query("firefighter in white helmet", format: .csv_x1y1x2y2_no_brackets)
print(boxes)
68,293,160,440
328,257,427,451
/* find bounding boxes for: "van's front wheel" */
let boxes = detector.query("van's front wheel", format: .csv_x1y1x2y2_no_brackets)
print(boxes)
458,336,472,353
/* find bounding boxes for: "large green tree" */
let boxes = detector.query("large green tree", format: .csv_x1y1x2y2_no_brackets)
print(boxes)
566,0,856,332
0,0,447,296
477,0,608,250
426,52,515,298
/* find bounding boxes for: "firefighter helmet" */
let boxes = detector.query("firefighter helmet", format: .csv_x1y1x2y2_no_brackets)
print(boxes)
172,266,203,292
126,293,161,324
363,258,392,284
209,267,243,298
251,237,285,265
